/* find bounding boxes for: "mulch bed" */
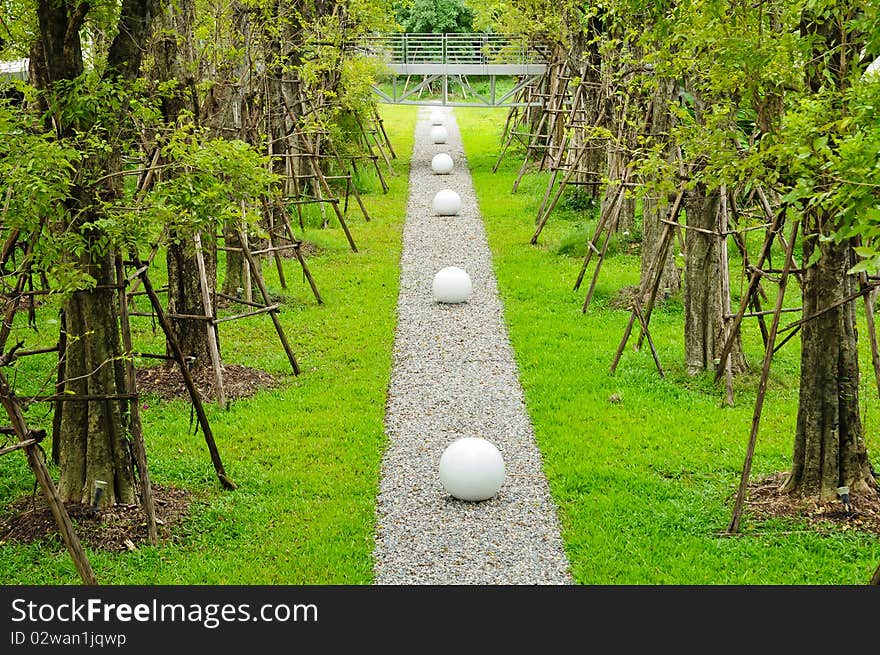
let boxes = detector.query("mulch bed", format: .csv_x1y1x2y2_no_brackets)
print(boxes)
608,285,677,310
266,237,322,260
609,285,639,310
0,485,193,552
136,363,278,402
744,471,880,536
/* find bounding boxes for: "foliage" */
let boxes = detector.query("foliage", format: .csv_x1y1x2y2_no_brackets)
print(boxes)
0,67,278,291
458,106,880,584
0,100,83,290
146,122,280,239
393,0,475,34
615,0,880,272
0,104,416,584
468,0,581,46
0,0,35,58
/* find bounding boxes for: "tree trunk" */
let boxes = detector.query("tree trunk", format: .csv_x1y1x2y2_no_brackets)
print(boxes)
221,247,245,297
152,0,220,369
640,78,681,299
779,4,877,501
167,238,218,366
600,47,641,234
574,59,605,199
34,0,163,506
57,255,135,506
781,233,875,499
683,183,746,376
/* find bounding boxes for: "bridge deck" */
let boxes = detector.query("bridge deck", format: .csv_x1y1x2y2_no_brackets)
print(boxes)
355,33,549,107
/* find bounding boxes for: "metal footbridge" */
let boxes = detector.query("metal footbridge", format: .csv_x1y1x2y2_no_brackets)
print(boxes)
354,33,549,107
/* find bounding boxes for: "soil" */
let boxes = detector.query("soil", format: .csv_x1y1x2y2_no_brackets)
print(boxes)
609,284,676,310
0,485,193,552
272,237,322,259
609,285,639,310
743,471,880,536
136,363,278,402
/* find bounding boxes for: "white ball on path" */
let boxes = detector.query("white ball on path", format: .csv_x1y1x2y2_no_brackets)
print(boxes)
439,437,506,501
432,266,472,304
431,153,454,174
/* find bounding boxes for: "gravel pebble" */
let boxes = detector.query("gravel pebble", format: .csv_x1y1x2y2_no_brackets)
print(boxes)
373,107,573,585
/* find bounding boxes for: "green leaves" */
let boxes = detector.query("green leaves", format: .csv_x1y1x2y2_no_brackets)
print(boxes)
394,0,476,34
146,124,280,237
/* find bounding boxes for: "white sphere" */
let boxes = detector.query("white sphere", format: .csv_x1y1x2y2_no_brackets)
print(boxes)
432,266,472,304
433,189,461,216
431,153,454,175
430,126,448,144
429,111,445,125
439,437,506,502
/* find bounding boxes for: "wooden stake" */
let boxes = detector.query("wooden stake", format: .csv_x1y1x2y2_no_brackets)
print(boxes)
727,218,800,534
719,187,734,406
134,263,236,491
272,198,323,304
610,187,683,374
856,237,880,398
194,233,226,410
530,145,590,244
633,295,664,377
237,230,301,376
116,256,158,546
713,205,788,384
0,370,97,584
373,108,396,159
240,212,254,303
580,184,627,311
634,189,686,350
573,184,623,291
267,211,288,290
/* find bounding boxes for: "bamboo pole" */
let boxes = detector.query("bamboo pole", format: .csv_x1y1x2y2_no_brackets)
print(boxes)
0,369,97,584
236,230,301,376
727,218,800,534
271,199,323,304
115,256,157,546
581,183,627,312
194,234,226,410
632,295,663,377
713,205,788,384
134,262,236,491
719,188,734,406
610,188,683,374
855,237,880,398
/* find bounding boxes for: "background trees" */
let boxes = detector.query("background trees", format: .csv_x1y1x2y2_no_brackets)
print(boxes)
0,0,394,507
489,0,879,505
393,0,475,34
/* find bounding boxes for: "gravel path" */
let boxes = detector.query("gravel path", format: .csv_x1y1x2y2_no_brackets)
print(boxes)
373,107,572,584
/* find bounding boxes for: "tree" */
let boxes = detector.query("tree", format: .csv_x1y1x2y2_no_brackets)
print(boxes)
30,0,165,505
2,0,276,507
152,0,220,371
627,0,878,499
776,3,878,499
639,76,682,300
394,0,475,33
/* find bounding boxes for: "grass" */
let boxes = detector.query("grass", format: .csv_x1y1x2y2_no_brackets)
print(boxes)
3,102,878,586
0,104,417,585
376,75,518,105
455,106,880,584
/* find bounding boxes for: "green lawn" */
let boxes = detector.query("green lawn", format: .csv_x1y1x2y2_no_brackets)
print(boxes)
0,105,417,585
3,102,878,586
456,106,880,584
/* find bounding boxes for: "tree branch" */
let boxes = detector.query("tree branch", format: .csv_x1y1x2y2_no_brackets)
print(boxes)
64,2,90,50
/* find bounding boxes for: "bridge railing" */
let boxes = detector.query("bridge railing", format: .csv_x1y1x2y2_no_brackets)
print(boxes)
356,33,549,68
